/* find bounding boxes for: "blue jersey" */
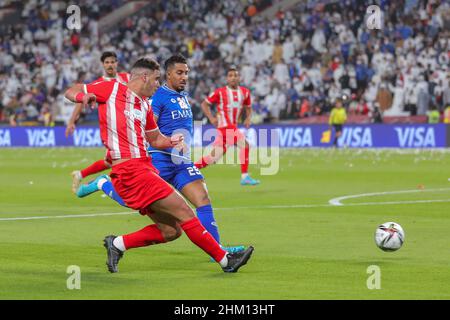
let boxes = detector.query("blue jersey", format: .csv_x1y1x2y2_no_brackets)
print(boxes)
148,84,193,159
147,84,203,191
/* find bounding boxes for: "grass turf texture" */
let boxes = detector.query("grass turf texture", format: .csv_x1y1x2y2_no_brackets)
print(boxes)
0,147,449,299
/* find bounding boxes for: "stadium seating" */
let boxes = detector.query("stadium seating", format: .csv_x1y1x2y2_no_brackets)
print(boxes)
0,0,449,126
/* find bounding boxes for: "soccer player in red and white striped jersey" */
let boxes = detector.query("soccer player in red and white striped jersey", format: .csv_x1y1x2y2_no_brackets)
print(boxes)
64,58,254,274
66,51,130,194
195,66,260,186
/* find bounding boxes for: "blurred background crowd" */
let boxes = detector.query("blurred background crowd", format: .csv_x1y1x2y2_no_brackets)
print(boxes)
0,0,449,127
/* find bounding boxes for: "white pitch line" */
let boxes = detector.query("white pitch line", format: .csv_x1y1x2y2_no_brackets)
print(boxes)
1,198,450,222
0,211,132,221
329,188,450,206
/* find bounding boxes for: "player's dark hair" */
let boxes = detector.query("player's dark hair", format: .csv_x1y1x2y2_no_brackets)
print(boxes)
131,58,160,72
101,51,117,63
164,54,187,71
227,65,239,74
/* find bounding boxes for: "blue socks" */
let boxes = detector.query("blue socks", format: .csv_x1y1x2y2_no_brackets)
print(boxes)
100,180,126,207
196,204,221,245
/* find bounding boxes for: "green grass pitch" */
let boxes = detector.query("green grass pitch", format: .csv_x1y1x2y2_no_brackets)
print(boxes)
0,147,449,299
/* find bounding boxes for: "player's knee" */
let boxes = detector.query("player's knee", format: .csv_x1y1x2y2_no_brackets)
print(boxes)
162,225,182,242
196,192,211,207
176,201,196,221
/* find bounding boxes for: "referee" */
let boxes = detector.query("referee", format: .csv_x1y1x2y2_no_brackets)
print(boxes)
329,97,347,147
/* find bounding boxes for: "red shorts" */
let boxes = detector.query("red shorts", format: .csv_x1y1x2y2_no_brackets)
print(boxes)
104,151,112,166
213,126,246,147
110,157,174,214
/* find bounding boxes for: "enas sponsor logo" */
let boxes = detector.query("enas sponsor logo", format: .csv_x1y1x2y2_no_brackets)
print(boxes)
0,129,11,146
395,127,436,148
26,129,55,147
73,128,102,147
171,109,193,120
339,127,373,147
277,127,313,147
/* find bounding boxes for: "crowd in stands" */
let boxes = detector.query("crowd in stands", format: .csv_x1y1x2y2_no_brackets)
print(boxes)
0,0,449,126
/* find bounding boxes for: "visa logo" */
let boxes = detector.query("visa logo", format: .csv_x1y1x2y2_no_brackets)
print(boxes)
277,128,313,147
339,127,373,147
395,127,436,147
26,129,55,147
0,129,11,147
73,128,102,147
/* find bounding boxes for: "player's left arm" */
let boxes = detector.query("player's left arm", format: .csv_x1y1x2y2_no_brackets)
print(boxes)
146,129,185,151
242,106,253,128
242,90,252,128
144,108,185,151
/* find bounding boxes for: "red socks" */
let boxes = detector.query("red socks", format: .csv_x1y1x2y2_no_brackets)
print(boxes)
123,224,166,249
181,217,227,262
240,145,249,174
194,155,213,169
121,218,226,263
80,160,109,178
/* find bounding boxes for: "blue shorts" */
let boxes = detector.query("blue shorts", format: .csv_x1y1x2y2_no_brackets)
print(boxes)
150,152,204,191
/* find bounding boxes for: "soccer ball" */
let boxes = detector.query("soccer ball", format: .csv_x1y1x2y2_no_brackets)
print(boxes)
374,222,405,252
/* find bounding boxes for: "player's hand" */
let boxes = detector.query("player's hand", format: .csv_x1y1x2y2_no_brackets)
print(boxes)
65,122,76,137
210,117,218,127
170,133,186,151
83,93,97,109
244,118,251,129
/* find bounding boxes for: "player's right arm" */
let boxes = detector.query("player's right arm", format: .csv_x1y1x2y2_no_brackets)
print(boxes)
201,100,218,127
64,84,97,108
202,89,220,127
65,103,83,137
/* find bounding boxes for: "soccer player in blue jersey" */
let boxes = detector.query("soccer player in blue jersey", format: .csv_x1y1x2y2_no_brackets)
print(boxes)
77,54,244,254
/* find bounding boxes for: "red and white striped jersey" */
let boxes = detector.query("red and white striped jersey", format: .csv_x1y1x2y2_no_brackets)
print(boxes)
83,81,158,160
92,72,130,85
206,86,251,128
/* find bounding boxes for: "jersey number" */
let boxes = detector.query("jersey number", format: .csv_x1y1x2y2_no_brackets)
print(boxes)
187,167,201,176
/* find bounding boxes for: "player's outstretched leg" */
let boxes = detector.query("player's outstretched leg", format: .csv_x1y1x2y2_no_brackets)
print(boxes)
103,192,254,273
71,159,110,193
103,235,124,273
76,175,126,207
181,180,245,257
150,192,254,273
239,141,260,186
76,174,109,198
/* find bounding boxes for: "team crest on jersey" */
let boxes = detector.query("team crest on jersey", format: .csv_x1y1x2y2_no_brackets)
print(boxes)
124,109,145,122
177,97,189,109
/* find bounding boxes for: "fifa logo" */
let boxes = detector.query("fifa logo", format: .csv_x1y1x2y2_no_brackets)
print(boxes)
366,5,383,30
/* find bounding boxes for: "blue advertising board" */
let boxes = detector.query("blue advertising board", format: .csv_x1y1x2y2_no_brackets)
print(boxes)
0,124,448,148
